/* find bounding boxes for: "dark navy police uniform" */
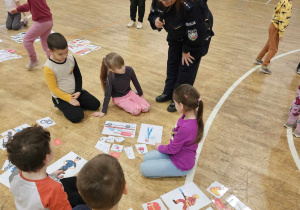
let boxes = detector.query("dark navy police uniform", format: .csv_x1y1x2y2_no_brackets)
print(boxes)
148,0,214,97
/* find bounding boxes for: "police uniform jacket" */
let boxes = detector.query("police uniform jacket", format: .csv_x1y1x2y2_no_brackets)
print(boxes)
148,0,214,56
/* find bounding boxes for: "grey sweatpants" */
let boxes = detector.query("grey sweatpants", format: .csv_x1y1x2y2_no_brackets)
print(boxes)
6,12,24,30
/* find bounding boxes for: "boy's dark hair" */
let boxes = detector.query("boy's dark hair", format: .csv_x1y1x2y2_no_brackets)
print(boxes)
173,84,204,144
47,32,68,51
77,154,125,210
6,125,51,172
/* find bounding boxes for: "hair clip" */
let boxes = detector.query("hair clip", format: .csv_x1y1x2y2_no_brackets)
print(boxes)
184,94,188,98
198,97,201,102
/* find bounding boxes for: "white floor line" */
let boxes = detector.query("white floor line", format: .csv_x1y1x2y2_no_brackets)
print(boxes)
287,128,300,170
265,0,272,4
185,49,300,184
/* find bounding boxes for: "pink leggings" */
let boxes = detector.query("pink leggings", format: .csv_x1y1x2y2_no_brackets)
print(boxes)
23,20,53,62
112,90,150,115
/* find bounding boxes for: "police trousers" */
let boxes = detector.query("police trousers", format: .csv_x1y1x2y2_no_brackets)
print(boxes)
163,40,202,96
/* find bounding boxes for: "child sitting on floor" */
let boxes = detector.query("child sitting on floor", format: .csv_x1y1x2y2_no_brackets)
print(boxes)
93,52,150,118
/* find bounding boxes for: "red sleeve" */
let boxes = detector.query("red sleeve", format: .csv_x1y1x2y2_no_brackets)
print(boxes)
36,178,72,210
17,3,30,12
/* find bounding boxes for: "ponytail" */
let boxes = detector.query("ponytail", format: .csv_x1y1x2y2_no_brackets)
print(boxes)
100,58,108,91
195,100,204,144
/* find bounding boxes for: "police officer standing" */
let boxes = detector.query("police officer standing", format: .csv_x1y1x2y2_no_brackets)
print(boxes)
148,0,214,112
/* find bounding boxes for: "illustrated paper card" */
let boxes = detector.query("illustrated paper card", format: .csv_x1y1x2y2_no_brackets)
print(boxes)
115,137,125,143
161,182,211,210
107,136,115,143
110,152,121,158
124,147,135,159
68,39,101,55
37,116,56,128
14,124,30,132
213,198,226,209
142,198,167,210
206,208,213,210
135,144,148,154
1,129,16,150
95,141,111,154
0,166,17,188
226,195,251,210
137,123,163,145
207,181,229,198
0,49,22,63
46,152,87,178
100,137,107,142
102,121,137,138
111,144,123,152
2,160,14,171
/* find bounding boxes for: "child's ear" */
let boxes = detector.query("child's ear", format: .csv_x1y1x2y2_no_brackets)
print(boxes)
47,49,52,54
123,182,128,195
179,103,184,110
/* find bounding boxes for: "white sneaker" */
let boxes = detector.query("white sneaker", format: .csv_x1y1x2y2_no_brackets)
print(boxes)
127,20,135,28
136,21,143,29
26,60,39,70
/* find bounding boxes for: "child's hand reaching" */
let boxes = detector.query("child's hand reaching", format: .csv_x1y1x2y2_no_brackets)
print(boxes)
53,170,65,179
69,98,80,106
71,92,81,99
155,142,161,150
93,112,105,118
10,9,18,14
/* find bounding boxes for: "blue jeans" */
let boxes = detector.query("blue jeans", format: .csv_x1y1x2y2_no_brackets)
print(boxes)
140,150,191,178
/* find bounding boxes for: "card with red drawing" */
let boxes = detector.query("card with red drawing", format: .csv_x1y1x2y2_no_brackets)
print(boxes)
206,181,228,198
212,198,226,209
111,144,123,152
110,152,121,159
142,198,167,210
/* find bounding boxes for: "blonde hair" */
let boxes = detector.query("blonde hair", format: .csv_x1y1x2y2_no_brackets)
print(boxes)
100,52,124,91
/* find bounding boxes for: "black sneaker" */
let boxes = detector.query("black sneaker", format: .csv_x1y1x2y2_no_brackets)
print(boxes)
297,63,300,75
167,101,177,112
156,94,172,103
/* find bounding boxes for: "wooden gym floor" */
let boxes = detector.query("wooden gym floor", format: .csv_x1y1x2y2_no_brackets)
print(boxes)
0,0,300,209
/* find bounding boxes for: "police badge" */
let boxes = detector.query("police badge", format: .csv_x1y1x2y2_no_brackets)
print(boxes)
188,29,198,41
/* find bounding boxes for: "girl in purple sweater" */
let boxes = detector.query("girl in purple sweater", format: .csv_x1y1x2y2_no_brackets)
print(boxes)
140,84,204,178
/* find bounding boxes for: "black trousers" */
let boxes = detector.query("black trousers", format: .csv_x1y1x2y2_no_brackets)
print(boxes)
6,12,24,30
52,90,100,123
60,177,89,208
163,41,202,96
130,0,146,22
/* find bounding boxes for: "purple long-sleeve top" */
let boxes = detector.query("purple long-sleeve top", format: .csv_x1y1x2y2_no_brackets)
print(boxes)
158,115,198,171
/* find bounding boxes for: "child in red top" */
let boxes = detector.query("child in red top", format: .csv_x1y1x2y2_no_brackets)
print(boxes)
11,0,53,70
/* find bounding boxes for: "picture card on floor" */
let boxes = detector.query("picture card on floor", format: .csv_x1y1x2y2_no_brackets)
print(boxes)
142,198,167,210
207,181,229,198
137,123,163,145
115,137,125,143
106,136,114,143
37,116,56,128
1,129,16,150
0,49,22,63
135,144,148,154
213,198,226,209
0,166,17,188
161,182,211,210
110,152,121,159
53,139,62,146
1,129,16,138
100,137,107,142
68,39,101,55
111,144,123,152
2,160,14,171
14,123,30,132
46,151,87,178
0,138,5,151
102,121,137,138
95,141,111,154
226,195,251,210
124,147,135,159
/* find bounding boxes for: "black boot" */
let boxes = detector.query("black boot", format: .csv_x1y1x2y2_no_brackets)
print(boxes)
167,101,177,112
156,94,172,103
297,63,300,74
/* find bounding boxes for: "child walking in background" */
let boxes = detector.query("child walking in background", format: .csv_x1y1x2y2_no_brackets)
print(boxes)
11,0,53,70
5,0,28,30
254,0,292,74
127,0,146,29
140,84,203,178
284,85,300,137
93,52,150,118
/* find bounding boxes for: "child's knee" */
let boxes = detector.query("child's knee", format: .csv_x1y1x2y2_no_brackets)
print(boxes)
6,25,12,30
68,113,84,123
140,162,149,177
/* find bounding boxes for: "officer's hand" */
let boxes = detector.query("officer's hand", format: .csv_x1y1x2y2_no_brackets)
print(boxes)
155,17,165,29
182,52,195,66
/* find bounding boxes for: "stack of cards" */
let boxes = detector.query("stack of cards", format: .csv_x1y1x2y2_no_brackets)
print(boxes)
0,49,22,63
